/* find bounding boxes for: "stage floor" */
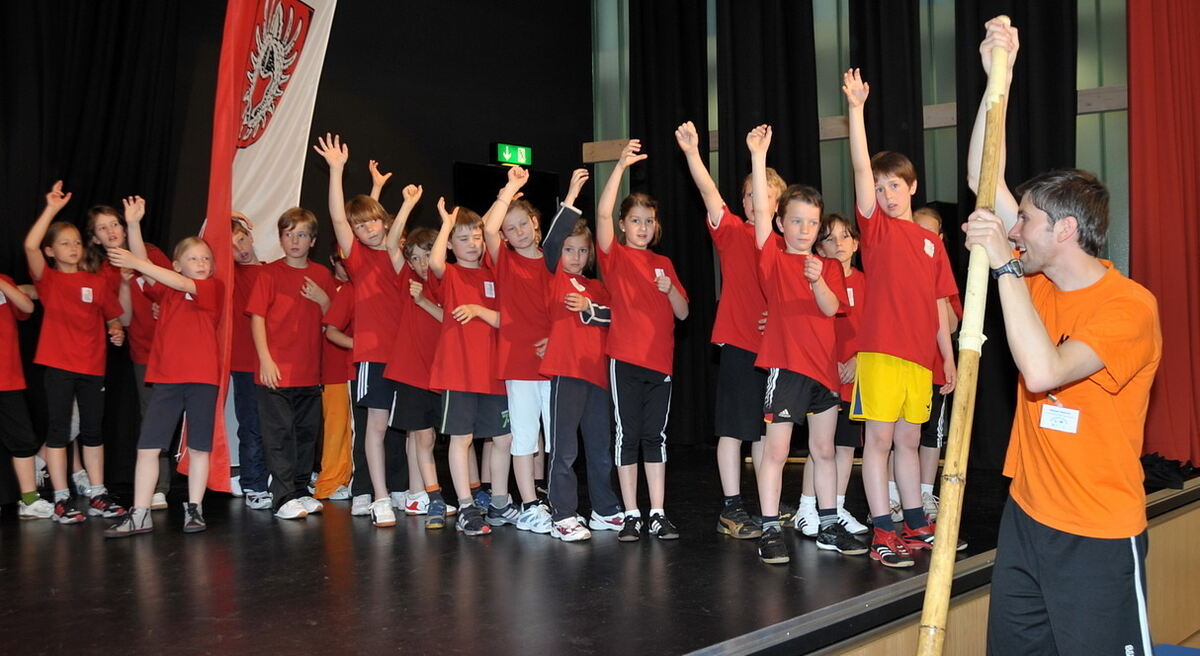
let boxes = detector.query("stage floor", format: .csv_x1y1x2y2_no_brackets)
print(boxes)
0,448,1010,655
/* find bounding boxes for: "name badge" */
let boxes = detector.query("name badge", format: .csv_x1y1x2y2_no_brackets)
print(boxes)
923,239,936,258
81,287,94,303
0,291,6,305
654,268,666,279
847,287,856,307
136,276,146,291
1039,404,1080,434
483,281,496,298
185,293,195,301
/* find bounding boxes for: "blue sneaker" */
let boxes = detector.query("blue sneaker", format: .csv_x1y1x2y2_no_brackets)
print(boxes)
425,498,447,530
473,487,491,510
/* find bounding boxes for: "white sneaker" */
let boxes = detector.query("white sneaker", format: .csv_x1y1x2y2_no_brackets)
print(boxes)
922,491,940,522
150,492,169,510
888,496,904,523
18,498,54,519
351,494,372,516
326,485,351,500
370,498,396,527
274,498,308,520
299,496,324,515
72,469,92,496
793,501,819,538
388,491,407,511
516,502,553,534
588,510,625,531
35,456,48,488
836,507,870,535
551,516,592,542
403,491,430,515
230,476,244,497
244,491,272,510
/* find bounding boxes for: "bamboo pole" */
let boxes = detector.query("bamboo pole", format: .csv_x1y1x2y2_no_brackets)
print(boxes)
915,17,1011,656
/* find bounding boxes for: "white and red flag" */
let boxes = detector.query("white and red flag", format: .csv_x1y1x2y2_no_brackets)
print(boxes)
181,0,336,490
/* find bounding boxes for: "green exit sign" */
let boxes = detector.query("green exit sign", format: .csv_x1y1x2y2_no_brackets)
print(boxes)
493,142,533,166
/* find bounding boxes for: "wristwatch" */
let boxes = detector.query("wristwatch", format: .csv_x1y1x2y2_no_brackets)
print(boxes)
991,258,1024,279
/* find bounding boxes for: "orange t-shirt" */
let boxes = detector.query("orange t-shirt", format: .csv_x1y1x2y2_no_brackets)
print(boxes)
1005,261,1161,539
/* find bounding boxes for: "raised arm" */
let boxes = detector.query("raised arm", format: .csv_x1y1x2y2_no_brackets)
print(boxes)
483,166,530,263
967,17,1020,231
122,196,148,259
313,133,355,257
107,247,197,294
0,277,35,314
368,159,393,201
386,184,424,273
674,120,727,226
543,168,589,273
429,197,457,280
747,125,775,248
843,69,877,217
24,181,73,281
596,139,648,253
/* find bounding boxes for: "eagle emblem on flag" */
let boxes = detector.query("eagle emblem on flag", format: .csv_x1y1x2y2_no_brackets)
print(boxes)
238,0,313,147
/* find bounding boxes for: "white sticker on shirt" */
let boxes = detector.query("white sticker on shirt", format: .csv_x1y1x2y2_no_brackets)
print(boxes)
135,276,146,291
654,268,666,279
1039,404,1080,434
923,238,936,258
0,291,6,305
569,277,587,293
847,287,856,307
81,287,94,303
185,293,195,302
483,281,496,298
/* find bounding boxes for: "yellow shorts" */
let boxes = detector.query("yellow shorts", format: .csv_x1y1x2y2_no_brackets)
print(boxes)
850,352,932,424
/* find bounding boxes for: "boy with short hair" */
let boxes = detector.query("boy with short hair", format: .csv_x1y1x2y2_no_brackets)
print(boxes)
230,215,271,510
843,69,959,567
245,208,336,520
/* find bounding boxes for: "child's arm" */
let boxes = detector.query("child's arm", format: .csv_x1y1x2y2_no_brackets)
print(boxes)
939,296,959,334
368,159,393,201
106,247,197,294
122,196,149,260
967,18,1020,231
675,120,727,226
806,258,840,317
301,276,331,314
313,133,356,258
324,325,353,349
564,292,611,326
410,279,444,322
747,125,774,248
0,277,35,315
450,304,500,329
843,69,877,218
596,139,648,253
429,198,456,280
386,184,423,273
24,181,73,281
655,275,689,320
250,314,281,389
543,169,589,274
936,305,956,394
482,166,530,263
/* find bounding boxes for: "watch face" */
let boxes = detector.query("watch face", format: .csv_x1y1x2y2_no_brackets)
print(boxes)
1012,259,1024,276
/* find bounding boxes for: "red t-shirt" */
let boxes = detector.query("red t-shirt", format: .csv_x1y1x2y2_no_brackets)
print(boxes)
343,245,404,364
708,208,768,353
429,263,503,395
384,268,443,391
244,259,336,387
755,245,846,393
144,278,223,385
539,269,610,389
932,294,963,386
834,267,866,401
855,202,958,371
0,275,31,391
101,243,171,365
598,241,688,376
231,263,261,373
321,283,355,384
495,248,552,381
33,267,123,377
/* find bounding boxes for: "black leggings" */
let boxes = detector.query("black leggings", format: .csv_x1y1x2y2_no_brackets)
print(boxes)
44,367,104,448
609,360,672,467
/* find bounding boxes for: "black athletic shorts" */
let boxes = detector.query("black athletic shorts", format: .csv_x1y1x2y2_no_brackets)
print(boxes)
353,362,395,409
440,390,510,439
390,381,441,431
714,345,766,442
137,383,218,452
834,400,863,448
763,368,839,425
921,385,950,448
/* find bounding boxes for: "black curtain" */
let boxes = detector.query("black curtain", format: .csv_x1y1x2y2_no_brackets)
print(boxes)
716,0,822,196
0,2,187,498
629,0,715,445
953,2,1078,469
849,0,927,209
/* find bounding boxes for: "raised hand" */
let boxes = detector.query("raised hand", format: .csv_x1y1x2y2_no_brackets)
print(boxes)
106,247,139,270
980,16,1019,76
617,139,649,169
402,184,424,206
45,180,72,212
564,168,590,207
313,133,349,169
122,196,146,224
803,255,823,283
674,121,700,154
506,165,530,191
369,159,393,188
842,68,870,108
409,278,424,300
563,292,588,312
746,124,772,154
437,197,458,226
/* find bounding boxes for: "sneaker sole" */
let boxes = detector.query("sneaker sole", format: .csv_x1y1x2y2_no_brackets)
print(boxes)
182,525,207,534
517,523,552,534
589,521,622,531
425,518,446,530
817,541,869,556
655,532,680,540
617,533,641,542
275,511,309,520
456,526,491,536
371,517,397,527
88,509,127,518
552,532,592,542
870,551,915,568
104,527,152,538
19,514,53,521
759,553,791,565
716,519,762,540
52,514,86,525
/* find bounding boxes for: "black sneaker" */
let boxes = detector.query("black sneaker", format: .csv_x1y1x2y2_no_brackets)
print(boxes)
816,522,869,555
649,513,679,540
182,503,207,534
52,499,86,524
88,493,127,518
456,505,492,536
617,515,643,542
486,503,519,527
778,501,797,524
717,504,762,539
104,508,152,538
869,528,915,568
757,527,790,564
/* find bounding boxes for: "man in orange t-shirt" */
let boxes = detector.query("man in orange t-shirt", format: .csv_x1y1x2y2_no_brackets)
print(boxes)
966,166,1161,656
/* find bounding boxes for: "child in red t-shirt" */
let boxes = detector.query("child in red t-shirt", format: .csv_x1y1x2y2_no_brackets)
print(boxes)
230,214,272,510
748,126,865,564
314,135,408,529
596,140,690,542
429,199,508,537
313,253,354,502
23,181,130,524
103,233,224,537
245,208,336,522
0,275,52,520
